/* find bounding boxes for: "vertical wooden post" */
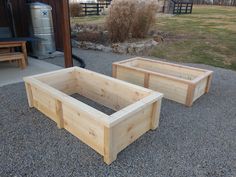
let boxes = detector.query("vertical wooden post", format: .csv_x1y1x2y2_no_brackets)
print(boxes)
190,3,193,14
205,74,213,93
144,73,150,88
186,83,195,107
97,3,99,15
150,99,162,130
104,126,117,165
20,55,26,69
22,41,28,65
112,64,117,78
56,100,64,129
85,3,87,16
25,83,34,108
61,0,73,68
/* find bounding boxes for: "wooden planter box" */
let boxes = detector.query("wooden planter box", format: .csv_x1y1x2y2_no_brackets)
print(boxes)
113,58,213,106
24,67,163,164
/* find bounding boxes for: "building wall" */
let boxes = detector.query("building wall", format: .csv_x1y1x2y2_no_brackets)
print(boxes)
0,0,65,50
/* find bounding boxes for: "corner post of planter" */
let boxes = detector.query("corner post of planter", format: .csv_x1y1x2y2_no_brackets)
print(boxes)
205,73,213,93
144,73,150,88
112,64,117,78
150,99,162,130
186,83,196,107
104,126,117,165
55,100,64,129
25,82,34,108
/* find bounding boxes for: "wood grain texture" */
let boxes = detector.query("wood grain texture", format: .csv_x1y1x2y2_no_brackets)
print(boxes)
0,41,27,69
113,57,213,106
24,67,163,165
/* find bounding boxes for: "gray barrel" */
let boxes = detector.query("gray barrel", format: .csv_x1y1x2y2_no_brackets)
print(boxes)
29,2,56,57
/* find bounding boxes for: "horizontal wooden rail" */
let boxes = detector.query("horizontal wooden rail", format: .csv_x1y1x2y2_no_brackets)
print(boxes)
80,1,111,16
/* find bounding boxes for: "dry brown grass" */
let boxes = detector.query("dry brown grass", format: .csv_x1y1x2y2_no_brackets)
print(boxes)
106,0,158,42
70,3,83,17
131,1,159,38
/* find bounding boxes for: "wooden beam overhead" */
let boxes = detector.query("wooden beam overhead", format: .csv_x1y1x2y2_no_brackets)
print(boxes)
61,0,73,68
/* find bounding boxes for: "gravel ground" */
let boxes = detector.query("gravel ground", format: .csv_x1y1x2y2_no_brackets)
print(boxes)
0,49,236,177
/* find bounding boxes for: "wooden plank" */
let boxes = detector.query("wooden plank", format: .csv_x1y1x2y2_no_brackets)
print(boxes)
24,76,110,126
193,77,208,102
104,126,117,165
37,70,77,95
32,67,75,79
186,83,196,107
24,67,163,164
136,57,209,73
114,58,213,106
56,100,64,129
31,86,58,122
115,63,192,85
116,66,145,87
21,41,28,65
62,103,105,155
112,64,117,78
108,92,162,127
205,74,213,93
112,104,153,153
149,74,189,104
150,99,162,130
136,59,202,80
75,67,150,111
0,52,24,61
25,82,34,108
144,73,150,88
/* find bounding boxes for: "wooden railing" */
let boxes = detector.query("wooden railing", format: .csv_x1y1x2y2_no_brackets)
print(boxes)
80,0,112,16
171,0,193,14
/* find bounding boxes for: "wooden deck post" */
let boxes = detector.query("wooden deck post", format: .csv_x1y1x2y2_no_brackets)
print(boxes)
61,0,73,68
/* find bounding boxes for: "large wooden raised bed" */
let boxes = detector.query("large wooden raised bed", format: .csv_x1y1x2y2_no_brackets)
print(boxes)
24,67,163,164
113,57,213,106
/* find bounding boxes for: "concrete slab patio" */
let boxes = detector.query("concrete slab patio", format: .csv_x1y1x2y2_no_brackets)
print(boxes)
0,57,61,87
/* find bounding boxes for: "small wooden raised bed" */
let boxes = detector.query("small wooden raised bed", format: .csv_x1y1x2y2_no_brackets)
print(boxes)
24,67,163,165
113,57,213,106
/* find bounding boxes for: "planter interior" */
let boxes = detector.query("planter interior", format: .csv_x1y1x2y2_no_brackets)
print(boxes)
24,67,163,164
113,57,213,106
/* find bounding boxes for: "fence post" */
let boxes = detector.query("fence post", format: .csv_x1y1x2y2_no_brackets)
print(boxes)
85,3,87,16
173,2,175,14
185,3,188,14
179,3,182,14
190,3,193,14
97,3,99,15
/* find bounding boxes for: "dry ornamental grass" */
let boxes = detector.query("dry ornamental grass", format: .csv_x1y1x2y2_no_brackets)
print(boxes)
70,3,83,17
106,0,159,42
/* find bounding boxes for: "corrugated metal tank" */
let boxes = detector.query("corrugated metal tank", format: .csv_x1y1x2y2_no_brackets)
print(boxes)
29,2,56,57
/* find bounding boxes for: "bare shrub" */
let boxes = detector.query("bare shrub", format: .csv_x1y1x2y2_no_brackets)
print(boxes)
131,1,159,38
106,0,137,42
106,0,158,42
70,3,83,17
